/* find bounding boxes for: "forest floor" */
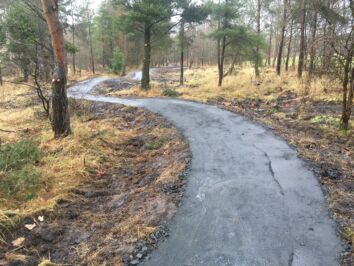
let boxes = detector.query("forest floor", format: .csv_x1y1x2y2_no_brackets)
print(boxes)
0,81,189,265
101,66,354,264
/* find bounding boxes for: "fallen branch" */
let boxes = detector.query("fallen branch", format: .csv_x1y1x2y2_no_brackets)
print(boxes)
0,128,15,133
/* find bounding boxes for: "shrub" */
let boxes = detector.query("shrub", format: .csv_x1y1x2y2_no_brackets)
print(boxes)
1,166,40,201
161,89,180,97
111,48,124,74
0,140,40,172
0,141,41,201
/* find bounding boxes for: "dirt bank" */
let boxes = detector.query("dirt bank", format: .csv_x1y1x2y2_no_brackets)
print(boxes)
1,101,190,266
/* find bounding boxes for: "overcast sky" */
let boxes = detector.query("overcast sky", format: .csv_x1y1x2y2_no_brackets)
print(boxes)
91,0,104,10
77,0,104,10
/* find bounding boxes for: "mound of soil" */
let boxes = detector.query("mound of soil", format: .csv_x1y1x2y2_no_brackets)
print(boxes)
1,101,190,266
93,79,135,95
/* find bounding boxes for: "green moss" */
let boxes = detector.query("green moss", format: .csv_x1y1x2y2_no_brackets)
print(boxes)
145,140,163,150
310,115,340,128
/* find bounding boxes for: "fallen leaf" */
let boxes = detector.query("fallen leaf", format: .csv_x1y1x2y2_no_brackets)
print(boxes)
96,170,106,177
24,223,36,231
38,216,44,222
12,237,25,247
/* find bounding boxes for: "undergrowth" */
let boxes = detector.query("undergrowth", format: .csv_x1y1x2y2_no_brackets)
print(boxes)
161,88,180,97
0,141,41,202
0,82,122,239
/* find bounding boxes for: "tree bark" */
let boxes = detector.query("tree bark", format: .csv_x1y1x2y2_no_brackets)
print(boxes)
285,19,293,72
41,0,71,138
297,0,306,78
255,0,261,77
0,64,2,86
88,11,95,74
71,0,76,74
266,21,273,66
121,36,128,76
218,35,226,87
141,24,151,90
180,20,185,85
23,65,29,82
340,48,353,130
340,0,354,129
276,0,287,75
309,12,318,77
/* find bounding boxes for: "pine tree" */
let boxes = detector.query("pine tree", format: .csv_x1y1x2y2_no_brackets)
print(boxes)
114,0,173,89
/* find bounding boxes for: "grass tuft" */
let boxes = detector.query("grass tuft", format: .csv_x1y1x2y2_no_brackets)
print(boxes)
161,88,180,97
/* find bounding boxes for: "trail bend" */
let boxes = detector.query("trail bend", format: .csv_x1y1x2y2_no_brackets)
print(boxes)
69,77,342,266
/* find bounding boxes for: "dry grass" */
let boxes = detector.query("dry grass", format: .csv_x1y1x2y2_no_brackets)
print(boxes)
68,69,116,83
0,79,189,265
115,66,343,104
0,83,122,232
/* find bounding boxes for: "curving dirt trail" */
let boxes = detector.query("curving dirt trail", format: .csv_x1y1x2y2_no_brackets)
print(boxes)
69,77,343,266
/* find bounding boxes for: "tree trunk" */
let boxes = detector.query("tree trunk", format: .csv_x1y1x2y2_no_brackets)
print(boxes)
276,0,287,75
285,19,293,72
341,0,354,129
297,0,306,78
224,55,237,77
267,24,273,66
255,0,261,77
180,20,185,85
272,33,280,67
343,67,354,129
121,36,128,76
217,0,223,86
109,30,114,69
218,36,226,87
0,64,2,86
71,0,76,74
41,0,71,138
88,15,95,74
309,12,318,77
23,65,29,82
189,58,193,69
141,25,151,90
102,44,105,69
340,48,353,130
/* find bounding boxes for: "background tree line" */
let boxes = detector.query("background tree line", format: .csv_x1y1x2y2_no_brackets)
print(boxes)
0,0,352,137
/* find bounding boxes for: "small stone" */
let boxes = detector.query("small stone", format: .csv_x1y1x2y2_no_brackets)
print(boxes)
24,223,36,231
136,253,143,259
142,246,148,252
12,237,25,247
130,259,139,265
